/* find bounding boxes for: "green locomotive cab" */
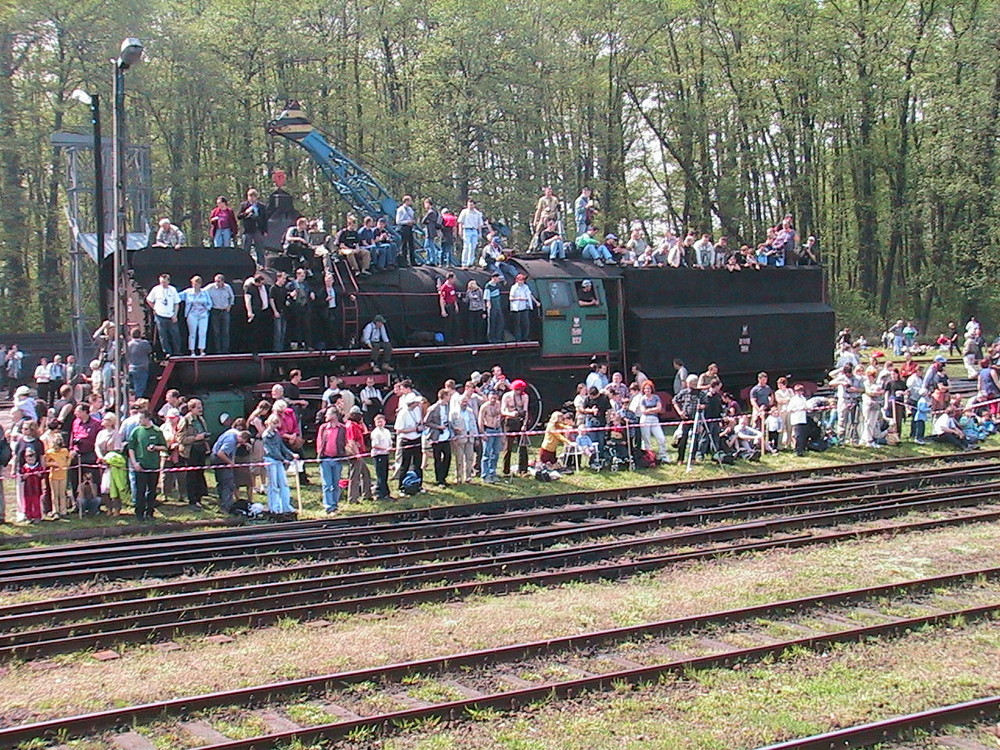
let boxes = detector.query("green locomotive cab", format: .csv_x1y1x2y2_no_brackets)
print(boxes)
534,276,611,357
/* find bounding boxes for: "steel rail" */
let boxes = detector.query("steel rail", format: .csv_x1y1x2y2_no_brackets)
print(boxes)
754,696,1000,750
1,452,995,571
3,477,998,631
107,604,1000,750
2,499,999,662
2,568,996,748
4,465,997,589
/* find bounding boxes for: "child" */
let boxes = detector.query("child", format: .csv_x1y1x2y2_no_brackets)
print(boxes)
77,473,101,515
912,389,931,445
19,447,46,522
605,412,630,467
763,407,783,453
369,413,392,500
103,450,130,515
43,434,71,518
539,410,572,468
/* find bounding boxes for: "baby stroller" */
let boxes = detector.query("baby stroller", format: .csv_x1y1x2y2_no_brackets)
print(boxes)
603,424,632,470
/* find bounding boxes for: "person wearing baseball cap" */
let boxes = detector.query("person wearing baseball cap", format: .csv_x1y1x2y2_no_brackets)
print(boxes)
501,378,530,475
508,274,538,342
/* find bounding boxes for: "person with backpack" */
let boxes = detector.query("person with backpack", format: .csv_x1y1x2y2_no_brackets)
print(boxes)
316,406,348,513
394,396,425,495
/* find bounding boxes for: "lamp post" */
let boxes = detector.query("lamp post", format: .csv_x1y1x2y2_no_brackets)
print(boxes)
112,37,143,420
69,89,107,319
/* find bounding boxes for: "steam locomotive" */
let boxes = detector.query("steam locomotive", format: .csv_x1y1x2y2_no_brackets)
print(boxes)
113,246,834,422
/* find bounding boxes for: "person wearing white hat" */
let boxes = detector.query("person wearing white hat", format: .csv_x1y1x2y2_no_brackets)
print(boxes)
12,386,36,422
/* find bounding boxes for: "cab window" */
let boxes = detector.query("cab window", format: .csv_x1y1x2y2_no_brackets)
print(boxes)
546,280,574,309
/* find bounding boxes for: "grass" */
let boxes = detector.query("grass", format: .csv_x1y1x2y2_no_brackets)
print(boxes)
376,623,1000,750
0,434,971,548
3,519,1000,728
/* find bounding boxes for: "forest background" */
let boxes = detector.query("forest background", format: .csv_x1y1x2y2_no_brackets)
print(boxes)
0,0,998,336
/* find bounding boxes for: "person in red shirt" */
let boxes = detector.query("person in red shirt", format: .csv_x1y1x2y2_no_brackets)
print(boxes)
439,272,460,344
69,403,102,497
209,196,238,248
345,407,372,502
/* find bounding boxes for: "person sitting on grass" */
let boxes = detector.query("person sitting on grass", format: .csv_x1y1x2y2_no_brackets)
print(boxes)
931,406,972,450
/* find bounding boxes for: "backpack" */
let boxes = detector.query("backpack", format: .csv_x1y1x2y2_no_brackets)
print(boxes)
636,450,657,469
400,469,423,496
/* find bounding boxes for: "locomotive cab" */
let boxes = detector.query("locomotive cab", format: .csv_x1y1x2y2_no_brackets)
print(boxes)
536,277,611,357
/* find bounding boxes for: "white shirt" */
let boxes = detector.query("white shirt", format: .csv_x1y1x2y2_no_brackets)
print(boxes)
932,412,955,436
787,394,809,425
362,321,389,345
457,207,484,231
146,284,181,318
370,426,393,455
509,282,534,312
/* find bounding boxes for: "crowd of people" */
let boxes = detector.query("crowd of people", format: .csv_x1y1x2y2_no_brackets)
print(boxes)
3,316,997,524
150,184,820,275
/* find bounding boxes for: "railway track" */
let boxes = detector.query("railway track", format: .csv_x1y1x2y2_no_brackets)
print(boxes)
2,465,1000,661
756,696,1000,749
4,567,997,749
2,452,999,590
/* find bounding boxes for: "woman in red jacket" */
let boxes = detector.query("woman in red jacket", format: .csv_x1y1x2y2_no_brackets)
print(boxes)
209,196,238,247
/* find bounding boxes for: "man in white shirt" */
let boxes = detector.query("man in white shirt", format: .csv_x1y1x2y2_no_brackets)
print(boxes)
693,233,714,268
395,195,417,267
207,274,234,354
786,383,810,456
361,315,393,373
508,273,537,342
457,199,485,268
931,407,969,450
145,273,182,357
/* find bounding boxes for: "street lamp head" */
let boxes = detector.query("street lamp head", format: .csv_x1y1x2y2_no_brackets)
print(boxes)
117,38,143,69
70,89,93,106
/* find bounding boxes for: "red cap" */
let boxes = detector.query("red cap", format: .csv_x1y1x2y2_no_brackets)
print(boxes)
511,379,527,391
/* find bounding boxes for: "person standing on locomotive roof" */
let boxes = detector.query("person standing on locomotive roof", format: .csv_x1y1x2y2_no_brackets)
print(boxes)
440,208,458,266
269,271,291,352
421,198,441,266
207,274,234,355
485,272,505,344
395,195,417,267
243,274,272,355
458,199,485,268
238,188,268,268
209,196,238,248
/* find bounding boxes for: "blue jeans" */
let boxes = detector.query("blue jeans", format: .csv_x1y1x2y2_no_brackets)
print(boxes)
582,244,613,262
441,242,456,266
214,228,233,247
893,335,904,356
547,239,566,260
264,457,293,513
155,315,181,356
273,315,287,352
209,309,230,353
423,237,440,265
320,458,344,511
187,313,208,353
481,428,501,480
462,228,480,266
128,367,148,397
215,466,235,511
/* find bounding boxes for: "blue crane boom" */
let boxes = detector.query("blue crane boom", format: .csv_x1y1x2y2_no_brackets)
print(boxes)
267,101,399,222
